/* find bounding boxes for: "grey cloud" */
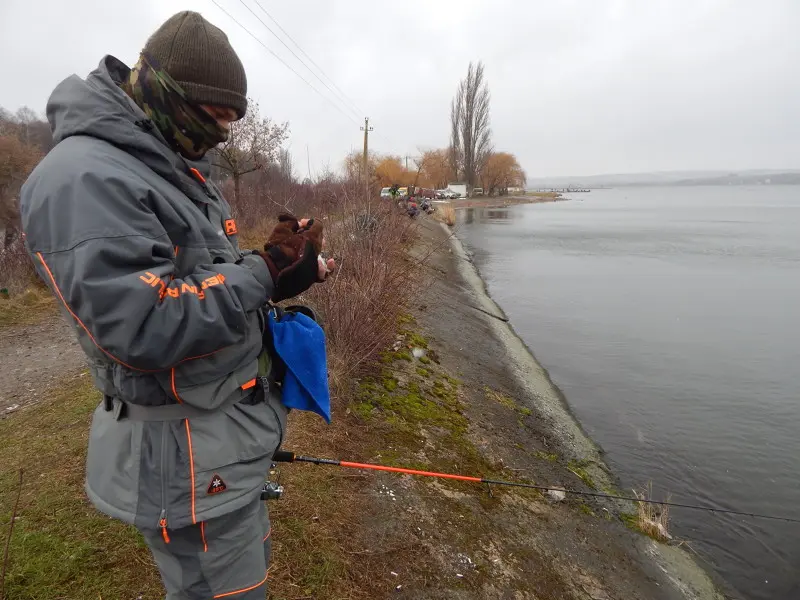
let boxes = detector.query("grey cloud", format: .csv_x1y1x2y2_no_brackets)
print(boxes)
1,0,797,177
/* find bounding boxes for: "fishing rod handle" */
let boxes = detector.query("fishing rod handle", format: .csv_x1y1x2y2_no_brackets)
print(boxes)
272,449,296,463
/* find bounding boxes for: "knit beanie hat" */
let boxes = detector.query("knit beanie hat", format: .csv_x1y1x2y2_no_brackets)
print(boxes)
142,11,248,118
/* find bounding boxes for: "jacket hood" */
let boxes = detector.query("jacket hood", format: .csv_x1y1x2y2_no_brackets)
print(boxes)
46,55,212,183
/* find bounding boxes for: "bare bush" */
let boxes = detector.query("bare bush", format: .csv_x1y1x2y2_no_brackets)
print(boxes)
1,134,43,248
0,234,38,295
299,197,418,398
224,173,421,399
225,174,362,246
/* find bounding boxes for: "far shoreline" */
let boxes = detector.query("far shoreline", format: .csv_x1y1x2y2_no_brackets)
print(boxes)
446,192,568,210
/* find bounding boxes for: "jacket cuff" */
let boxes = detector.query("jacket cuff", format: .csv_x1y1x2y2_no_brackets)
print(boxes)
237,253,276,299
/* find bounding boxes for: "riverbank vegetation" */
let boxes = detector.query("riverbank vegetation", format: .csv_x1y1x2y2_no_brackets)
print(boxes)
634,483,672,542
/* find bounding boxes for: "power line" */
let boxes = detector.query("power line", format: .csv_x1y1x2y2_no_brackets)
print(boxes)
245,0,405,153
372,129,403,152
250,0,366,118
209,0,360,127
236,0,362,122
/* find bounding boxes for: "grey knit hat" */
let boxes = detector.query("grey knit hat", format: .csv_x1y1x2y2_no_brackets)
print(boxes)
142,11,248,118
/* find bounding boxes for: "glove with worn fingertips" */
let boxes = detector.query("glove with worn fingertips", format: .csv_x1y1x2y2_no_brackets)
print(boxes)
258,213,325,302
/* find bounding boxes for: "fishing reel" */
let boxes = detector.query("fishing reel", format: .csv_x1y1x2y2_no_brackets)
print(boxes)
260,462,284,501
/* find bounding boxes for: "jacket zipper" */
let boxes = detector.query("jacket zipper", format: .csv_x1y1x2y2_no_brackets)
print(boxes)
159,510,170,543
159,422,170,543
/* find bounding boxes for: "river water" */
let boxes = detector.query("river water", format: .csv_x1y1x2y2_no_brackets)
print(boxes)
455,187,800,600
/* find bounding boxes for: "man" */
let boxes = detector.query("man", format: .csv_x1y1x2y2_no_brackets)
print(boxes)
20,11,333,599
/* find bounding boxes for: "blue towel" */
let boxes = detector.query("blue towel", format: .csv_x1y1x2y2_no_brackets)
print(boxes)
267,310,331,423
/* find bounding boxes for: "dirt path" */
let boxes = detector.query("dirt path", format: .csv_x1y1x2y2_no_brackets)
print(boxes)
0,315,85,416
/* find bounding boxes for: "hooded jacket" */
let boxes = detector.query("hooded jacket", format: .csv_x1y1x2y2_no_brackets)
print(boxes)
20,56,286,533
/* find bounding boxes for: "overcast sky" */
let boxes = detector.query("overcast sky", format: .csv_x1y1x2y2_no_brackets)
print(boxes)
1,0,798,178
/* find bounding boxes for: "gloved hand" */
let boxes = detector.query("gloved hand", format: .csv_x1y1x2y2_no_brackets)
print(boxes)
258,214,334,302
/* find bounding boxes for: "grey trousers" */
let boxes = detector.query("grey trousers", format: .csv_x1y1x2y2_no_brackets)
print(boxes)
141,499,271,599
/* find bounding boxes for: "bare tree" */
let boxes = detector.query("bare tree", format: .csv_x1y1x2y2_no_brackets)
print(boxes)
449,99,461,180
0,108,14,135
449,62,492,187
0,105,53,153
277,147,294,182
412,151,428,186
213,99,289,203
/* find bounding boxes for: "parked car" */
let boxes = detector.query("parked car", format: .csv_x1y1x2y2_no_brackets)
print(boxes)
472,187,484,197
380,187,392,199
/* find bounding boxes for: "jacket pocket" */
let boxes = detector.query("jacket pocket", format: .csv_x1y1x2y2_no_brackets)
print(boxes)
223,391,286,462
169,389,287,520
161,315,263,407
85,404,144,524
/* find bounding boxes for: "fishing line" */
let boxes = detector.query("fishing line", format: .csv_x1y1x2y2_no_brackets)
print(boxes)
271,451,800,524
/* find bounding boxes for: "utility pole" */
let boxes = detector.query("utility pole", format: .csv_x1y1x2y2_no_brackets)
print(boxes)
360,117,373,201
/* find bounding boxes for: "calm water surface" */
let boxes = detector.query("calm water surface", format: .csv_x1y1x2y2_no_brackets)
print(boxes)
455,187,800,600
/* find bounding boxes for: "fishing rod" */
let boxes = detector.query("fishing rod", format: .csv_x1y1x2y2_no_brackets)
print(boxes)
268,450,800,524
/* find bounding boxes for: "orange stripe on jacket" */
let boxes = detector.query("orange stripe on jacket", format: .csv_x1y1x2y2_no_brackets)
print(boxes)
37,252,228,371
184,419,197,524
171,368,184,404
36,252,158,373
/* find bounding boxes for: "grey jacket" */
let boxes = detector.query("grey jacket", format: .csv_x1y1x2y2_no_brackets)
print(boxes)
20,56,286,533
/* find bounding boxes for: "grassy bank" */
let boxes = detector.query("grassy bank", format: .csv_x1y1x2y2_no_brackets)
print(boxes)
0,376,163,599
0,198,424,599
0,316,519,599
0,203,549,598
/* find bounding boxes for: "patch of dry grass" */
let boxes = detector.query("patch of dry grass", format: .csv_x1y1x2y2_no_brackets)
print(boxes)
0,286,54,328
633,482,672,542
527,191,562,199
0,375,164,600
0,362,405,600
434,202,456,226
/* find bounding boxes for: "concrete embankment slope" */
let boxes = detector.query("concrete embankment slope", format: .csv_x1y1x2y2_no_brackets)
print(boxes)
411,215,728,599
